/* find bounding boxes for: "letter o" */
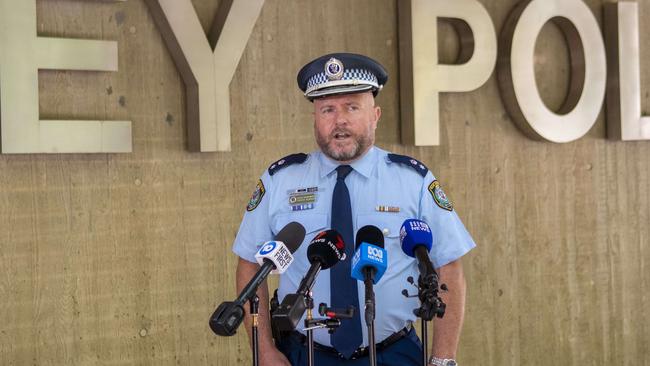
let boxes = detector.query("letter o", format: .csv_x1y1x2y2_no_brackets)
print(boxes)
498,0,607,143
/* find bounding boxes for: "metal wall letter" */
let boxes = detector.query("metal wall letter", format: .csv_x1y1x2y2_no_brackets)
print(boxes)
145,0,265,152
498,0,607,143
604,2,650,141
0,0,131,154
398,0,496,146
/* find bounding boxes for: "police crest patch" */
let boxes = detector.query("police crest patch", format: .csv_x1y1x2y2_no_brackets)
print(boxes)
428,180,453,211
246,180,266,211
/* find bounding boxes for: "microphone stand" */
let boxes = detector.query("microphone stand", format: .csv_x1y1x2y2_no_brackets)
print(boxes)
306,296,315,366
416,273,447,366
363,273,377,366
303,301,354,366
250,295,260,366
402,253,447,366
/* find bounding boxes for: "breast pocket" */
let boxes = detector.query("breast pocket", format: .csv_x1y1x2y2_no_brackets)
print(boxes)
272,212,328,283
273,212,327,234
356,214,406,247
356,213,410,269
272,212,328,246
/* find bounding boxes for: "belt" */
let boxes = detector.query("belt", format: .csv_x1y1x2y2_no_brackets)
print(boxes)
288,323,413,360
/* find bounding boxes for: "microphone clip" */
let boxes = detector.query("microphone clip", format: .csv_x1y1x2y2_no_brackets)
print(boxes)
318,303,355,319
401,275,447,321
301,302,356,334
401,276,419,298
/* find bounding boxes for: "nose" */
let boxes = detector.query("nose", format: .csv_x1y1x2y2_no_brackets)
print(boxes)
335,110,349,126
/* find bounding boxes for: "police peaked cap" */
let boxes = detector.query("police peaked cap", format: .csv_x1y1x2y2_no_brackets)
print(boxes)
297,53,388,101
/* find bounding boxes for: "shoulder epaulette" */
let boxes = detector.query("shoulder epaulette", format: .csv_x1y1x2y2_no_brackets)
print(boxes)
268,153,309,176
387,153,429,177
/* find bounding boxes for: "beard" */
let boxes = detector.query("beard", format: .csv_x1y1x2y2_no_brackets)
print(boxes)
316,128,374,162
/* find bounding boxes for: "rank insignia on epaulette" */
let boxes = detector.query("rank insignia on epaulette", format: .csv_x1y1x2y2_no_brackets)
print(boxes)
428,180,453,211
268,153,308,176
387,153,429,177
246,179,266,211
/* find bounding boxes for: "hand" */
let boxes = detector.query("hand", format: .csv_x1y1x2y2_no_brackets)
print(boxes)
259,347,291,366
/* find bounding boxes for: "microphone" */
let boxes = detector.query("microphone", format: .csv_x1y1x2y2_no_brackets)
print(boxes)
272,229,345,332
351,224,387,351
209,222,306,336
400,219,446,320
351,225,387,284
400,219,435,278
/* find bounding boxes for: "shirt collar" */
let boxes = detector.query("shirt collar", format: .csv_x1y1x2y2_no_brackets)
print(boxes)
318,146,378,179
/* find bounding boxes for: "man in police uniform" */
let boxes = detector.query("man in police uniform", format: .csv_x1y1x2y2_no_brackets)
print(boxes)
233,53,475,366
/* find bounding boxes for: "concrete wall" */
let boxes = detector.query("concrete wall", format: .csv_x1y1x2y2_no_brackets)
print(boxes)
1,0,648,364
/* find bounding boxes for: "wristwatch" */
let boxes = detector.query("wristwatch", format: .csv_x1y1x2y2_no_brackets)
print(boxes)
428,356,457,366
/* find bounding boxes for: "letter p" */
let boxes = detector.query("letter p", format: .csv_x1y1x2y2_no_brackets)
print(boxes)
398,0,497,146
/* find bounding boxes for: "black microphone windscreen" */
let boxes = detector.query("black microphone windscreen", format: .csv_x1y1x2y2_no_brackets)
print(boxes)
306,229,345,269
355,225,385,249
275,222,306,253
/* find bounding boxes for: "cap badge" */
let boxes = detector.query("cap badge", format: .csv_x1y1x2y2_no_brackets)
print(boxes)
324,57,344,80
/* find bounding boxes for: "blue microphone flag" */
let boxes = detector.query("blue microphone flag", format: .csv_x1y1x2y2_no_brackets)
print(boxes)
400,219,433,257
351,242,387,284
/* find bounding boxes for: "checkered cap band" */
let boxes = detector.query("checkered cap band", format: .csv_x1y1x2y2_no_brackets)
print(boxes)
306,68,379,93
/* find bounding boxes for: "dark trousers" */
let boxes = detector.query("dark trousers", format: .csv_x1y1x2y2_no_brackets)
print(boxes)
276,328,423,366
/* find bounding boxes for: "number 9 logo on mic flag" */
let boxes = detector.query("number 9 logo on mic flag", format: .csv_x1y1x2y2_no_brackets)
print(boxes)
255,241,294,274
259,241,277,255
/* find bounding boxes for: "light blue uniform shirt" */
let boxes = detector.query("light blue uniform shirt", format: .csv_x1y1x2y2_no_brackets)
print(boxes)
233,146,475,347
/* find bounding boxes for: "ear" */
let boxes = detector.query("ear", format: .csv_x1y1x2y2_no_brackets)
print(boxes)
373,105,382,128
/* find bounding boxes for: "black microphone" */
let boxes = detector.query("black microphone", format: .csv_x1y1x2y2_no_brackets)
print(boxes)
209,222,306,336
271,229,345,332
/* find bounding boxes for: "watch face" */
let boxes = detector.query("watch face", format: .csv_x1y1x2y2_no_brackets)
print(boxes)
445,361,457,366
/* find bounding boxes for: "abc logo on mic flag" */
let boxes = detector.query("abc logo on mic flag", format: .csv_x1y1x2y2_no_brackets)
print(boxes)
254,241,294,274
351,243,388,284
367,246,384,261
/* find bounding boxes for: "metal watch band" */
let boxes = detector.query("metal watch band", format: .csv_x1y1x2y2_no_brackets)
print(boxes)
428,356,457,366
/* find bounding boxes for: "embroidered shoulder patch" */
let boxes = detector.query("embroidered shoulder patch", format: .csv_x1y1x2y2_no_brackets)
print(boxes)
246,179,266,211
268,153,308,176
387,153,428,177
428,180,453,211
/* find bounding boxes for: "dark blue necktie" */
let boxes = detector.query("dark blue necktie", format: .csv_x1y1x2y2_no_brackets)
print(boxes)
330,165,362,358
